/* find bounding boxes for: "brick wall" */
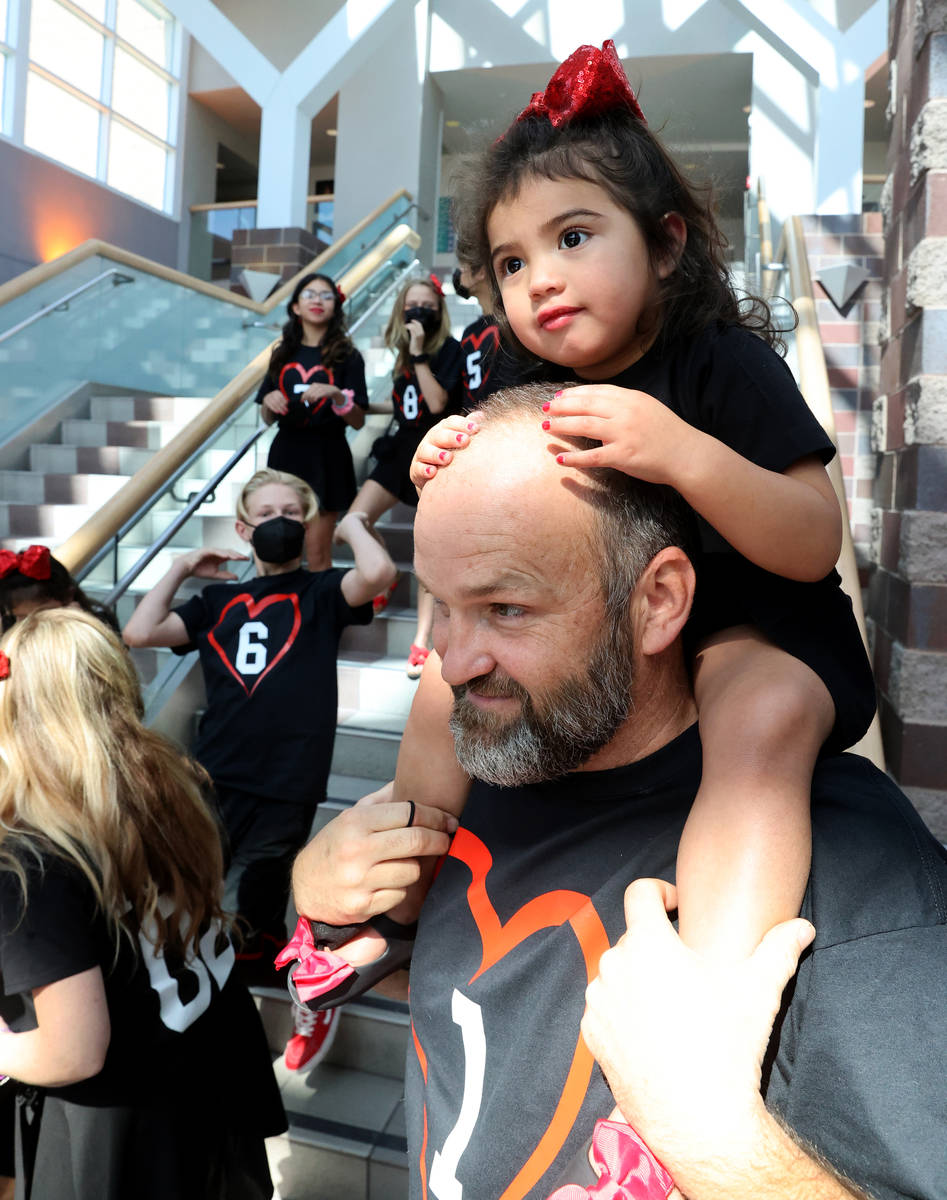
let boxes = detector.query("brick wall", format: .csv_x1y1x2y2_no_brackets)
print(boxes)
872,0,947,837
802,212,884,573
230,226,330,294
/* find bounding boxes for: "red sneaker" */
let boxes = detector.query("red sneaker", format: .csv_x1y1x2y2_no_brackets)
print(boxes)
284,1004,340,1071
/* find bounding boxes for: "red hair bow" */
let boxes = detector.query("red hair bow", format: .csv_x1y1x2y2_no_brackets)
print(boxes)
0,651,9,682
0,545,51,581
515,40,645,129
428,273,444,297
336,286,346,304
274,917,355,1002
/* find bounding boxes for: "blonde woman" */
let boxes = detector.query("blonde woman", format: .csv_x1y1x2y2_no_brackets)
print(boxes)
347,273,463,676
0,609,285,1200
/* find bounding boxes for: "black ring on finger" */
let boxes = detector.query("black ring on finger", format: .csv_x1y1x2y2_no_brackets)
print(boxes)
405,800,416,829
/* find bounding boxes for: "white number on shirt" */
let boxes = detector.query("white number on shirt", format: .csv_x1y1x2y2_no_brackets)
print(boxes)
429,989,486,1200
465,351,482,392
235,620,268,674
137,901,235,1033
403,384,420,421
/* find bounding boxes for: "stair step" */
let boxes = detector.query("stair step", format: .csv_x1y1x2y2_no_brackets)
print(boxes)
330,723,402,780
89,394,210,422
266,1059,407,1200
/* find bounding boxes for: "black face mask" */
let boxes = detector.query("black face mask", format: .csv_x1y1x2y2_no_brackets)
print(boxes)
249,516,305,564
404,305,439,332
452,267,472,300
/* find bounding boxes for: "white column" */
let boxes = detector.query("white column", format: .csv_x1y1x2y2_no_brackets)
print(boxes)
257,84,311,229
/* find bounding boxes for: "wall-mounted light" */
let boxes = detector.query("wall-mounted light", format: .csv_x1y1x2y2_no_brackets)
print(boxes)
445,120,460,128
864,99,876,109
326,129,337,137
742,105,752,114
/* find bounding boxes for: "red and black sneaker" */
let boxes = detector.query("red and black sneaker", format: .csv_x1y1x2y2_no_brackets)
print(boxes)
283,1004,340,1071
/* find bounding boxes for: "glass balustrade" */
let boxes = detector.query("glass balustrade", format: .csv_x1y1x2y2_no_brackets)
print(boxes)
0,255,274,450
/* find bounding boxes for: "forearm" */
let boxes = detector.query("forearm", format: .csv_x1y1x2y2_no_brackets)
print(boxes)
261,404,277,426
387,654,469,922
341,520,396,602
414,362,448,413
0,970,109,1087
675,435,841,581
666,1108,873,1200
122,559,190,645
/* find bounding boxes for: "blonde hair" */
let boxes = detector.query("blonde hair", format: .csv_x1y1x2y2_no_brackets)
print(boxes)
237,468,318,524
384,276,452,377
0,609,226,958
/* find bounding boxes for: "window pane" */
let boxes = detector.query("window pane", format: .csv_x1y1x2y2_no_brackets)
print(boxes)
30,0,104,98
0,0,8,44
107,119,166,208
112,45,169,139
25,70,100,176
69,0,107,20
116,0,172,69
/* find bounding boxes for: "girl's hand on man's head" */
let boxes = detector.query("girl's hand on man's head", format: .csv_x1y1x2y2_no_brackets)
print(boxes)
409,413,483,491
542,385,698,487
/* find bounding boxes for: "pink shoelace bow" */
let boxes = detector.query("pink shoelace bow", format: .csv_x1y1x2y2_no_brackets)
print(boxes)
547,1119,674,1200
274,916,356,1002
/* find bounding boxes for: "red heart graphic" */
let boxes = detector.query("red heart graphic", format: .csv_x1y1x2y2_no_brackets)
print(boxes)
464,325,500,397
413,826,610,1200
206,592,302,697
278,361,337,415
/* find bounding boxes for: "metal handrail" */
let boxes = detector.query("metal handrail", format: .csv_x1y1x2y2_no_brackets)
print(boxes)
0,270,133,343
85,253,421,606
763,216,884,768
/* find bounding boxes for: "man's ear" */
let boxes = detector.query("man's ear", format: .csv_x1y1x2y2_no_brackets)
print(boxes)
656,212,687,280
633,546,695,656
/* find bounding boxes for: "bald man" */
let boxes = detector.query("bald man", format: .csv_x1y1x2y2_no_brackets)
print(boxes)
293,385,946,1200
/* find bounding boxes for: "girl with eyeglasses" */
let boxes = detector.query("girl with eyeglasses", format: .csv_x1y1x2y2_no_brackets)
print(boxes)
256,272,369,571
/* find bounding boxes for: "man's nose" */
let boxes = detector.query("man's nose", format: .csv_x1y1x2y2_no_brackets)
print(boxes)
435,620,496,689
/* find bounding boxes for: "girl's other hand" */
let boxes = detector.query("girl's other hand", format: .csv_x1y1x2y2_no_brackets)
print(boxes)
262,389,289,416
300,382,338,407
178,548,249,580
543,385,699,487
405,320,426,356
409,414,482,490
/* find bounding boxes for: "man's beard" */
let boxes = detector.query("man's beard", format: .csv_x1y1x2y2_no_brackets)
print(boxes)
448,614,635,787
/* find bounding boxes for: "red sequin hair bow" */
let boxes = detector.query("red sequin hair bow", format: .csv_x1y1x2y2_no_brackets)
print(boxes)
428,272,444,297
0,545,51,581
0,651,9,682
515,39,645,129
336,286,346,304
546,1119,674,1200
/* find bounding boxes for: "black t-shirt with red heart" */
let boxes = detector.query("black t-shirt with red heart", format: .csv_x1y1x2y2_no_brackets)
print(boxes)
173,568,371,804
254,343,368,435
459,314,526,408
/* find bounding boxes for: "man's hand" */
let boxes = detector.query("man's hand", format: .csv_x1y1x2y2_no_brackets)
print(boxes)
291,782,458,926
582,879,822,1198
543,386,701,486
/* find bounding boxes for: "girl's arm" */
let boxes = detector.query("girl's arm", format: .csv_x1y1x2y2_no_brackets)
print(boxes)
337,513,397,607
546,387,842,582
405,320,450,414
123,548,248,647
0,967,110,1088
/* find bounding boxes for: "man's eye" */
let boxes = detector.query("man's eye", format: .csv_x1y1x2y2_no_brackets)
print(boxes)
559,228,589,250
492,604,525,618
